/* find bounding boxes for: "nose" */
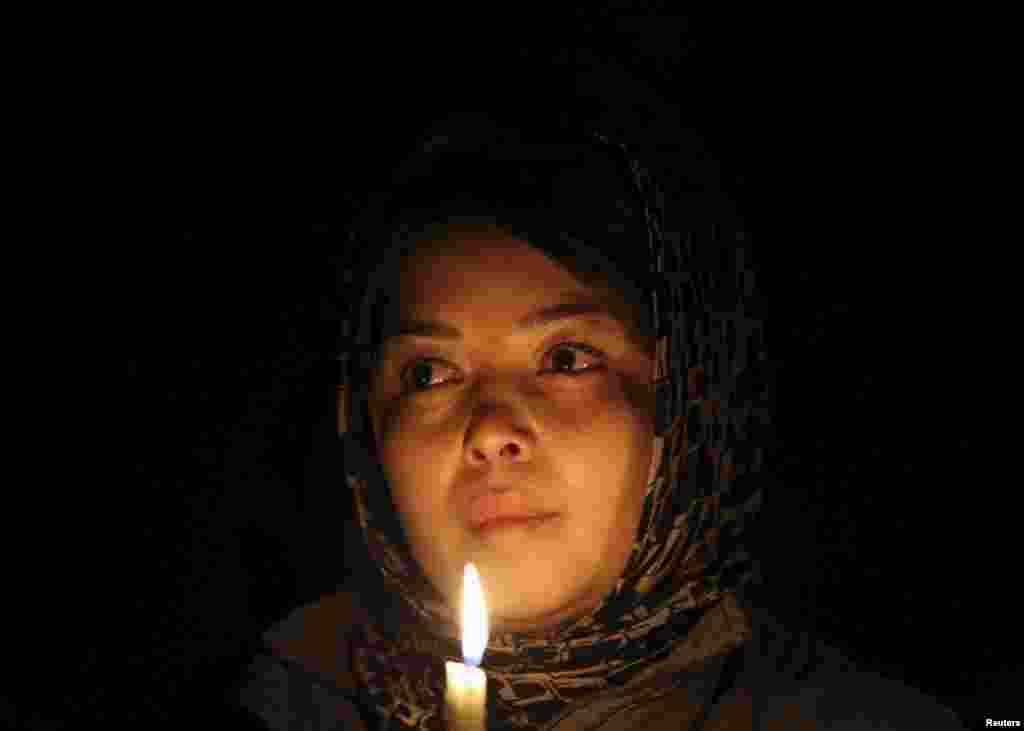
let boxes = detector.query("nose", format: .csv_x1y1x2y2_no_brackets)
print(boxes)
464,404,534,466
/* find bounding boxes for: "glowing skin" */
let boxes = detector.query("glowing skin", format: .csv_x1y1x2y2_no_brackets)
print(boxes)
367,224,662,637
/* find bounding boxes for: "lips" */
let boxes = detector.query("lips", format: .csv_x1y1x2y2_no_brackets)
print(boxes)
467,491,557,531
474,514,556,532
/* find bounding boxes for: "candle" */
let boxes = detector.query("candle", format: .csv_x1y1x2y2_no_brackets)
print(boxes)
445,562,488,731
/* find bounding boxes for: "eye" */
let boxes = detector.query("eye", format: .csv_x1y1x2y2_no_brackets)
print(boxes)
400,358,459,393
398,342,606,395
541,342,606,376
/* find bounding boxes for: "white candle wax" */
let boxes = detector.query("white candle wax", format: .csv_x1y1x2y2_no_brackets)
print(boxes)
445,660,486,731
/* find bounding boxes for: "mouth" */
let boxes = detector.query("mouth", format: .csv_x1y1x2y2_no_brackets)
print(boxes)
471,513,559,534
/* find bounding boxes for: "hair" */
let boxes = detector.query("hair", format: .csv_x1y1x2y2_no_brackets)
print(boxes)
339,110,667,437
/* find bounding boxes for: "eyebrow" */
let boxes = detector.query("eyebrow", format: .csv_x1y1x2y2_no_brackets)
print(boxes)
384,298,622,343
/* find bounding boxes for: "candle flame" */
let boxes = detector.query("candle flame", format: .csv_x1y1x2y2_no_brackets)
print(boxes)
462,562,488,666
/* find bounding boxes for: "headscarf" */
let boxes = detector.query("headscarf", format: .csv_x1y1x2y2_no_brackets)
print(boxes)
335,112,770,730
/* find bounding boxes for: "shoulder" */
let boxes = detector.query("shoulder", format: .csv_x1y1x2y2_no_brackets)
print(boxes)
261,517,385,688
232,584,375,729
729,611,966,730
261,584,373,692
234,649,369,730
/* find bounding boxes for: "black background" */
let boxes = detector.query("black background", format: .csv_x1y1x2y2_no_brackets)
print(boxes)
35,13,1011,731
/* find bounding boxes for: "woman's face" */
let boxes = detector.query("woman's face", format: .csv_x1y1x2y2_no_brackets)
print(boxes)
368,224,661,635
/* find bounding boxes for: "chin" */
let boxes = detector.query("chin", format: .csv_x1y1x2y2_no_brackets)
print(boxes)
491,594,562,621
489,593,597,636
476,559,567,602
441,551,609,632
488,580,595,627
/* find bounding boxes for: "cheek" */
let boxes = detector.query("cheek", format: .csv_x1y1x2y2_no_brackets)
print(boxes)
560,375,654,498
376,413,460,545
380,428,444,509
618,364,656,423
583,368,655,447
372,398,419,472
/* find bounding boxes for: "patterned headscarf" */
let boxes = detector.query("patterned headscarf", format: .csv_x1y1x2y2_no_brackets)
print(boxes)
335,114,770,730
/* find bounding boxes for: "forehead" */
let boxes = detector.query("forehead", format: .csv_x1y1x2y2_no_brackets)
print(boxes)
373,222,649,345
368,228,656,362
397,228,579,295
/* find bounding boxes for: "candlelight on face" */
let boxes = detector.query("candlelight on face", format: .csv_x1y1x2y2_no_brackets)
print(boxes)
367,233,657,640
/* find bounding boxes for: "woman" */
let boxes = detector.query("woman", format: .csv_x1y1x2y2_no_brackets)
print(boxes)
233,112,966,729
